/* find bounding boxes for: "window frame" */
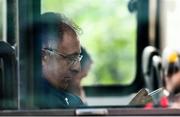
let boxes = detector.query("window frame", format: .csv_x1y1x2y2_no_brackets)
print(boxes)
0,108,180,116
0,0,167,113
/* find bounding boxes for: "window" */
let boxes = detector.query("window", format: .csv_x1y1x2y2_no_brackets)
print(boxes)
2,0,180,114
161,0,180,51
41,0,136,86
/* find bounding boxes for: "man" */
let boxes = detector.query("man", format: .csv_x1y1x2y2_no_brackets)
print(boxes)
34,12,85,108
67,47,93,103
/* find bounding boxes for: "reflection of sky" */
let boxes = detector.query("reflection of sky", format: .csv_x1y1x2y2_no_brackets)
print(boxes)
165,0,180,52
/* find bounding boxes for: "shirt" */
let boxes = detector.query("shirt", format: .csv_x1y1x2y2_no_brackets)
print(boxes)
34,78,85,109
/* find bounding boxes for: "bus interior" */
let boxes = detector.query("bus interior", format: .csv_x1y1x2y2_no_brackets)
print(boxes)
0,0,180,116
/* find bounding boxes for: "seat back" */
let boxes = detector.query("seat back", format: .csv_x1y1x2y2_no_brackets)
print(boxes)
142,46,161,91
0,41,17,109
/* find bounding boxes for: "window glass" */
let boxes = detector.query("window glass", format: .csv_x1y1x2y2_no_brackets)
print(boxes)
41,0,136,86
0,0,3,40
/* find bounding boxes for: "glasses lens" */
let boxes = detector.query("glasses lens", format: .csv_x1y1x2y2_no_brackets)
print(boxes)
79,55,83,61
43,48,83,66
69,55,83,66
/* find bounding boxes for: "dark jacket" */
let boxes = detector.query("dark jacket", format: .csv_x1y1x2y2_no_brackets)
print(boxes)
34,78,85,109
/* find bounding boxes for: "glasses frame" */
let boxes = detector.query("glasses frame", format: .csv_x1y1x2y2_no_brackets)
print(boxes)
42,48,83,66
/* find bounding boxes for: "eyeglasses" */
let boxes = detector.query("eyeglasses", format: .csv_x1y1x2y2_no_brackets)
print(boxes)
42,48,83,66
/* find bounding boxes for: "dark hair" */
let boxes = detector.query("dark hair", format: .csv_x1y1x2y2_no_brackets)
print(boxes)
80,47,93,69
34,12,81,49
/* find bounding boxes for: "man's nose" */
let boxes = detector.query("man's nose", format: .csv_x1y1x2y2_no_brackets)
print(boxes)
70,60,81,75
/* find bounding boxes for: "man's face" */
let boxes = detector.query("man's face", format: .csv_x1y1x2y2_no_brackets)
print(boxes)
42,30,81,90
67,62,92,92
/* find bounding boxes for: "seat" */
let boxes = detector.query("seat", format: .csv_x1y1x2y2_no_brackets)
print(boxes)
0,41,17,109
142,46,161,92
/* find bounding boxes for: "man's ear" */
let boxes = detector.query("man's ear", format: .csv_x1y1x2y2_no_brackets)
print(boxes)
41,50,48,62
41,50,48,76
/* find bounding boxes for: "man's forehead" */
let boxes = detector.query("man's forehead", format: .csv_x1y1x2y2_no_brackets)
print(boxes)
58,33,80,55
